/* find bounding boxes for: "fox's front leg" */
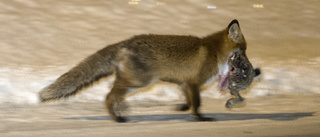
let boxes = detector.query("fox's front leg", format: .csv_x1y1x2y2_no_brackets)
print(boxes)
225,89,246,108
188,83,215,121
175,83,191,111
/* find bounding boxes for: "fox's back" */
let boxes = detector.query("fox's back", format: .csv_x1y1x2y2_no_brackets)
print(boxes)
116,34,213,83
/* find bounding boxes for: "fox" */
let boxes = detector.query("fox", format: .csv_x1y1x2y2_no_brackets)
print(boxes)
40,19,254,122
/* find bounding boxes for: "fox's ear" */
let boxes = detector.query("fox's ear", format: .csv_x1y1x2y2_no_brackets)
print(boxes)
228,19,243,43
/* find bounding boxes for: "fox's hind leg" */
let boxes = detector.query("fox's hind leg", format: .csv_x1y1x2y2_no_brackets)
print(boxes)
106,60,153,122
106,74,151,122
106,83,128,122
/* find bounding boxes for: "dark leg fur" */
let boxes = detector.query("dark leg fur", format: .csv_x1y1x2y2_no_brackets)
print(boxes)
188,83,215,121
175,83,191,111
106,85,128,123
106,66,153,122
175,104,190,111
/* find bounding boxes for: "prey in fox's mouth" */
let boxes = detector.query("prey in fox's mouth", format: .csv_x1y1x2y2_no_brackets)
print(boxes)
224,51,261,108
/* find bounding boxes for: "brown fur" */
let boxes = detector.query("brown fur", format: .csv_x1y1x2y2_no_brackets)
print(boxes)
39,19,251,122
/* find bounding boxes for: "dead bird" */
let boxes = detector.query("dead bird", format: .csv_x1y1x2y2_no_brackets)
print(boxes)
225,50,261,108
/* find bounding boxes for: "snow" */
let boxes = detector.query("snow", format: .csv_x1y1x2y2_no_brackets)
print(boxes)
0,58,319,104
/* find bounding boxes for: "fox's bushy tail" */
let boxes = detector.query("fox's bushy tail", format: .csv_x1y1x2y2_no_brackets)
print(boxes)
39,46,118,102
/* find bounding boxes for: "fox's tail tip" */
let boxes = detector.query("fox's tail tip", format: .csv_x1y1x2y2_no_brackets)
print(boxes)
38,95,51,103
38,89,59,103
38,92,50,103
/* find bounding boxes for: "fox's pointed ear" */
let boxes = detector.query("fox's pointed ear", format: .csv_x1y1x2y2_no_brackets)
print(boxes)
228,19,243,43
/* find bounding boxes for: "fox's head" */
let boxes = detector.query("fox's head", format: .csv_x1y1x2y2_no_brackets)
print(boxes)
226,19,247,57
225,19,260,91
227,19,247,53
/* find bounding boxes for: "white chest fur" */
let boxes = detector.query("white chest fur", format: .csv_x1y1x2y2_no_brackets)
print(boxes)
204,60,229,85
218,61,229,75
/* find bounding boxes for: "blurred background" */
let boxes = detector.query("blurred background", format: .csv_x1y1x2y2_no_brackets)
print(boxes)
0,0,319,104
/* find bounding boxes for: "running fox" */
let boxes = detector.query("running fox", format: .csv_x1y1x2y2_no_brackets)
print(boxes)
40,19,253,122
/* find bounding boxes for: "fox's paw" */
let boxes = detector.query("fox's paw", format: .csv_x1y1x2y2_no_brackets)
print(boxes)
115,116,127,123
225,98,246,108
193,114,216,122
175,104,190,111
